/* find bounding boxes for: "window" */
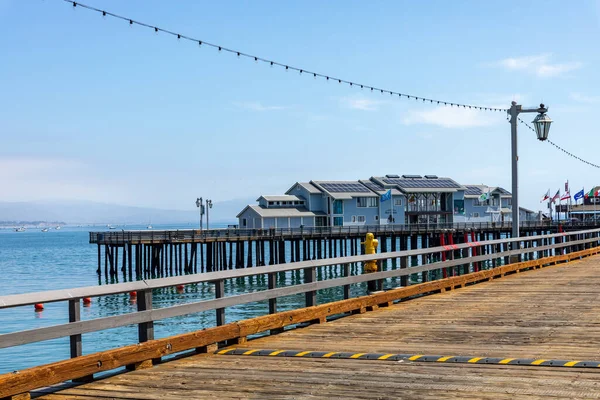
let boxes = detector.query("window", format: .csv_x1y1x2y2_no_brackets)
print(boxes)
507,198,512,206
357,197,377,207
333,216,343,226
242,218,247,227
268,201,274,206
374,215,379,221
351,216,356,223
333,200,343,214
357,216,366,223
394,198,402,206
473,212,480,218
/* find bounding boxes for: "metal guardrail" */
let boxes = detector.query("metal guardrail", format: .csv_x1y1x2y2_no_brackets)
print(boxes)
88,221,600,244
3,228,600,352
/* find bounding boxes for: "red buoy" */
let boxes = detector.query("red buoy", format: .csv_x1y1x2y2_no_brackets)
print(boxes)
129,291,137,298
83,297,92,306
34,303,44,311
176,284,185,291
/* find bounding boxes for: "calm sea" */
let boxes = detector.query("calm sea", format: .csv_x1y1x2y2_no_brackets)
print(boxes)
0,224,369,374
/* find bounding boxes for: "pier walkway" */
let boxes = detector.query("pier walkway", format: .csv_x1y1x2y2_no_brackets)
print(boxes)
36,255,600,399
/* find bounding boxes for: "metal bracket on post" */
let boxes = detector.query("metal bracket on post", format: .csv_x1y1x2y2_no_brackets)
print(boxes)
69,299,93,383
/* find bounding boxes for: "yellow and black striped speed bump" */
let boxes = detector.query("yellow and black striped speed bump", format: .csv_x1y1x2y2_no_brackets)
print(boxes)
216,348,600,369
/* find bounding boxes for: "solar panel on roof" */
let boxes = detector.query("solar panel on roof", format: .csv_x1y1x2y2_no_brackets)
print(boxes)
402,175,422,179
385,174,400,178
465,186,483,195
362,181,383,192
424,175,438,179
382,178,461,189
320,182,371,193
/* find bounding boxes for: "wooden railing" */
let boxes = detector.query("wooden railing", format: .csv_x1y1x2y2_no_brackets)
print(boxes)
2,228,600,398
88,220,600,244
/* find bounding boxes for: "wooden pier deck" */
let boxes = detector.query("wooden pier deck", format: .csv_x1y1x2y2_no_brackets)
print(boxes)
36,255,600,399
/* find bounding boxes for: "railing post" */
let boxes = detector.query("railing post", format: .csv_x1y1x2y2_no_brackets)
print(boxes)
343,263,350,299
126,289,156,371
137,289,154,343
400,255,408,287
305,266,316,307
69,299,93,382
215,279,225,326
69,299,82,359
267,272,284,334
268,272,277,314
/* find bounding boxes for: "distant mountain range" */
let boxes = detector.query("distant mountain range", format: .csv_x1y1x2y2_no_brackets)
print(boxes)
0,198,254,225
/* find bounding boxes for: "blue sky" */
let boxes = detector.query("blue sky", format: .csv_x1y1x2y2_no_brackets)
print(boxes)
1,0,599,212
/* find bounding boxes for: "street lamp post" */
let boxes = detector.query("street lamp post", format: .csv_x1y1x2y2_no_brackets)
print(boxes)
195,197,204,230
508,102,553,240
206,199,213,230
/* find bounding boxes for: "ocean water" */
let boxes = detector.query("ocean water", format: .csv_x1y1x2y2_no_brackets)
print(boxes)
0,224,372,374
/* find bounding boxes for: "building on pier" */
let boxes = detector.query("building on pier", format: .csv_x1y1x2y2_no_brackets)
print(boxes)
236,175,540,228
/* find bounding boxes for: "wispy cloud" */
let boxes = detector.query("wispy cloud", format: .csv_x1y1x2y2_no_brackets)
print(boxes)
488,54,582,78
234,101,289,111
340,97,385,111
570,92,600,103
403,106,495,128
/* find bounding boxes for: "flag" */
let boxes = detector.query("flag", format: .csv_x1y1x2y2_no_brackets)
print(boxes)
479,189,490,202
565,181,569,192
550,190,560,203
380,189,392,203
585,187,595,199
541,189,550,202
560,191,570,201
574,189,584,202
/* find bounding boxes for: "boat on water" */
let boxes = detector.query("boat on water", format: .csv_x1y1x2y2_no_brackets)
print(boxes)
55,226,61,230
108,225,116,229
14,227,26,232
147,224,153,229
41,228,49,232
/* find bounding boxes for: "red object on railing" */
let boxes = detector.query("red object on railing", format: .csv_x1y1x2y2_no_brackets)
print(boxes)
83,297,92,306
34,303,44,311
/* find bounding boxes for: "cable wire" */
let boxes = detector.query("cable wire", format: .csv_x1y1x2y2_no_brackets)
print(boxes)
518,117,600,169
64,0,508,112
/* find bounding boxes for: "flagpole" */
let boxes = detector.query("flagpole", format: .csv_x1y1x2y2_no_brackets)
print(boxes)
390,191,393,225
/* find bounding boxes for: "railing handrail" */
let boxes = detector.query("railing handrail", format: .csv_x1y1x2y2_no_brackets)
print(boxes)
88,221,599,243
4,227,600,309
0,232,597,351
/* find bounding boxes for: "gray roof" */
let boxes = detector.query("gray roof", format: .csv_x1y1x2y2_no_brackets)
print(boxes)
359,180,403,196
464,185,512,198
311,181,377,199
372,176,465,193
237,205,325,218
258,195,304,202
285,182,322,195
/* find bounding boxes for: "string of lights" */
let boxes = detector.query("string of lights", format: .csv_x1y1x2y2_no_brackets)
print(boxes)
64,0,507,112
518,117,600,169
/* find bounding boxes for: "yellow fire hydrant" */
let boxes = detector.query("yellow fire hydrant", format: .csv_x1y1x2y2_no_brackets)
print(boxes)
362,232,379,273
